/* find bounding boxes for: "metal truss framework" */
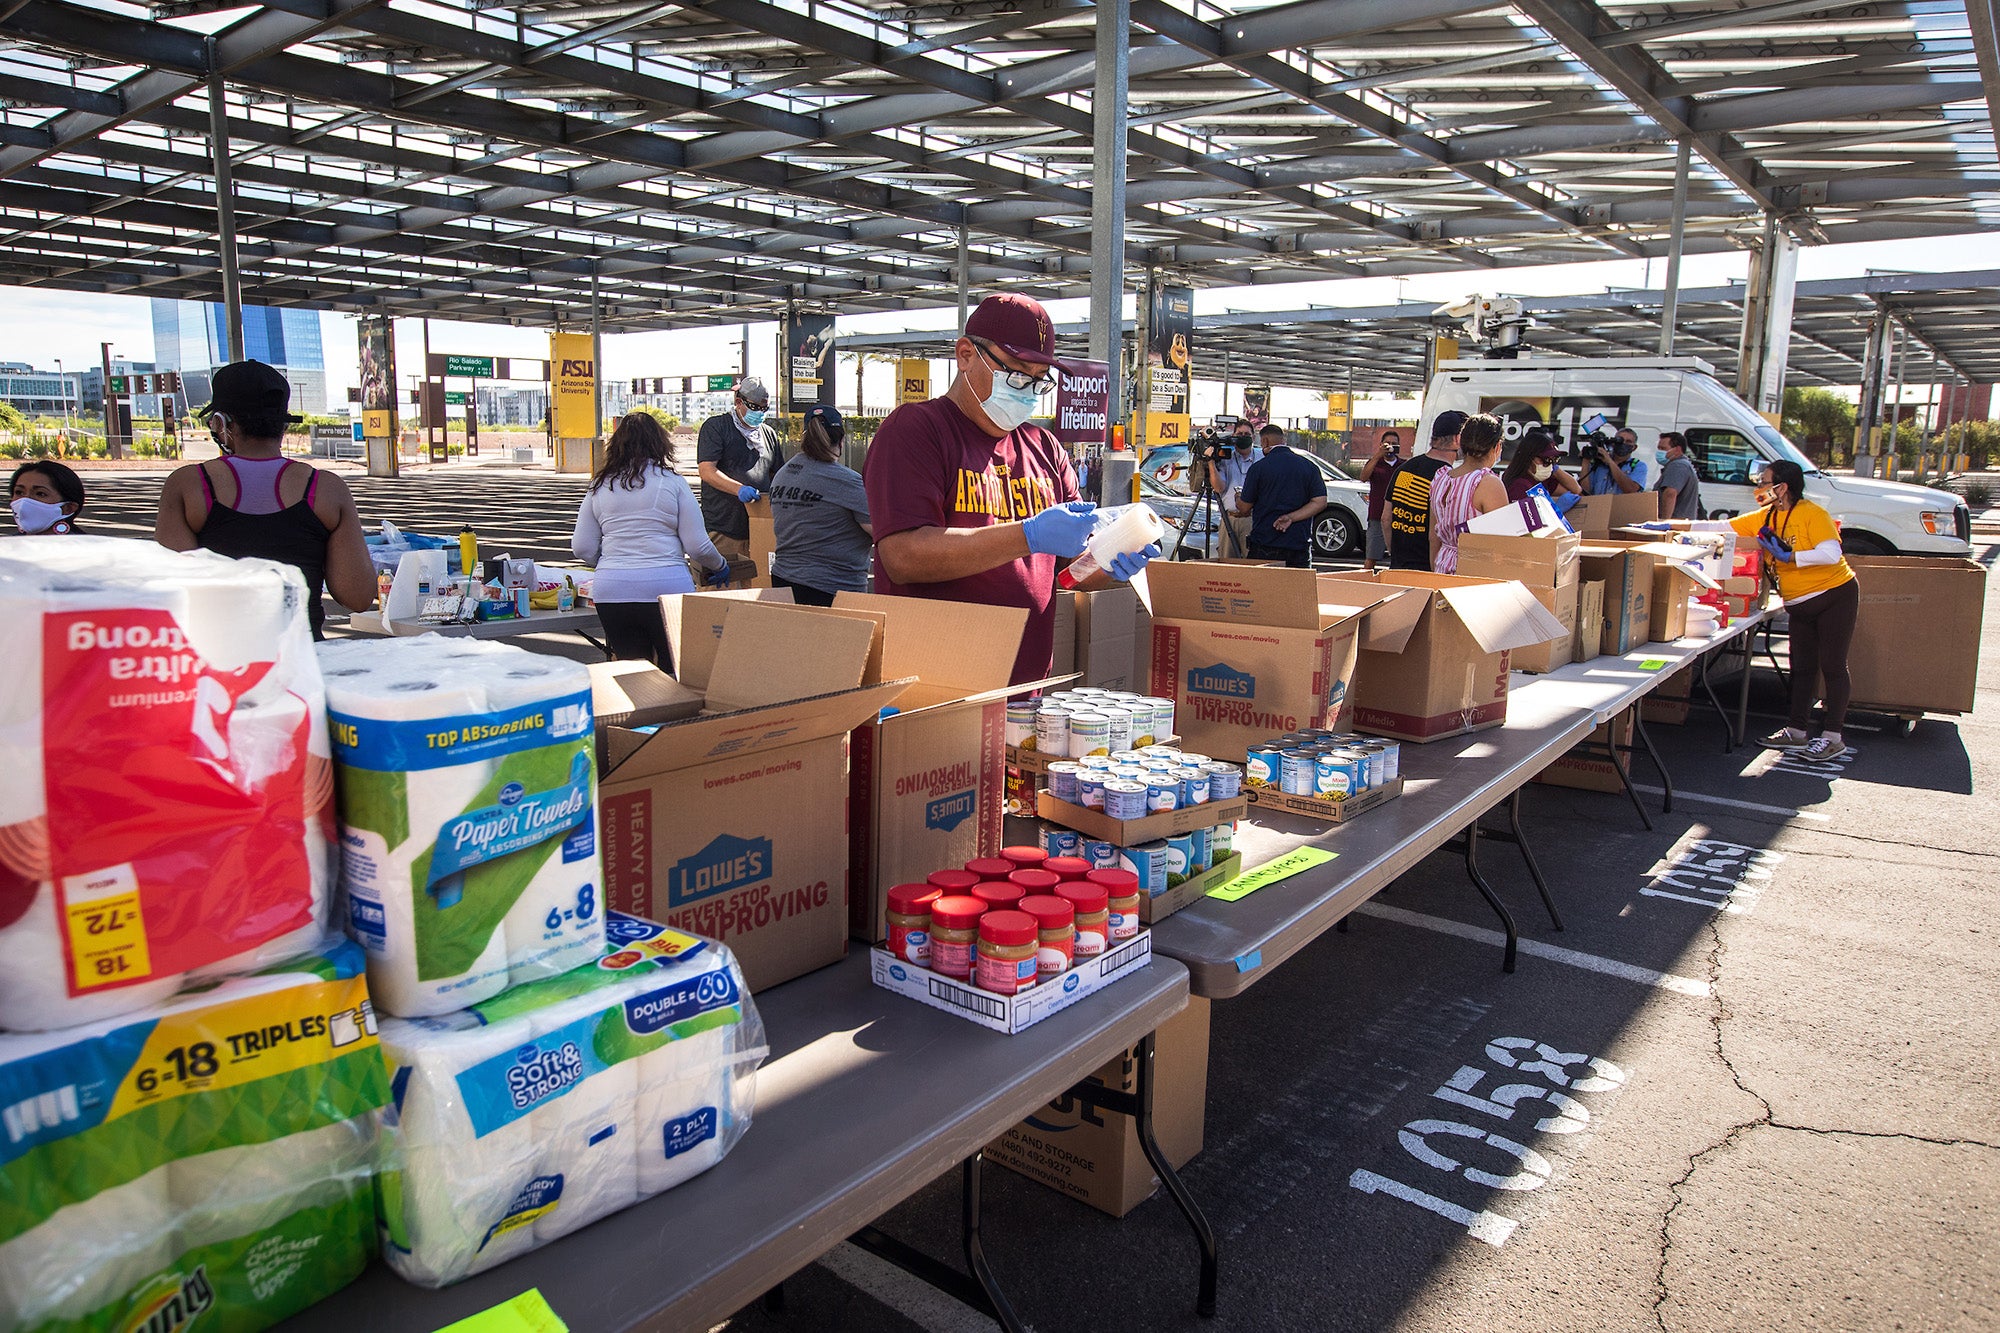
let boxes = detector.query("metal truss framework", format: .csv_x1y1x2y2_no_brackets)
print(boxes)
842,269,2000,393
0,0,1992,331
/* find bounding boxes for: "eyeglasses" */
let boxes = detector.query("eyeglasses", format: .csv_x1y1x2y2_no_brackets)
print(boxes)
973,341,1056,394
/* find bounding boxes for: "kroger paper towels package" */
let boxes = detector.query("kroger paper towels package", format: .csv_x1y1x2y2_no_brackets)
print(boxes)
318,636,605,1018
0,538,333,1032
0,937,389,1331
376,912,765,1287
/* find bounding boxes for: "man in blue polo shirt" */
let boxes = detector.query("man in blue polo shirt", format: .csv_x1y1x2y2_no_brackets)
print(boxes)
1234,423,1328,568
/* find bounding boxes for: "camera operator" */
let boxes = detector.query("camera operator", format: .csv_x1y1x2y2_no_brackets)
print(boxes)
1208,421,1262,557
1580,429,1648,495
1361,429,1401,573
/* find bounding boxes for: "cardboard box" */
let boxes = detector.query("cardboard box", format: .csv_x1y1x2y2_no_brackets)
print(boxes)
986,995,1210,1217
1144,563,1404,758
826,593,1058,943
1319,570,1569,742
1569,490,1666,536
1576,546,1655,655
1050,593,1076,678
1589,539,1721,643
1846,555,1987,714
869,931,1155,1036
1643,665,1695,725
1243,777,1404,824
1456,531,1583,590
1574,580,1605,662
595,599,912,992
1535,706,1633,793
744,496,776,589
1036,792,1250,847
1514,581,1580,673
1139,853,1241,925
1074,585,1143,689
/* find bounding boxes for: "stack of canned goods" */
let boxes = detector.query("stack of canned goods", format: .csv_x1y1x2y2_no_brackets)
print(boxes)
1244,729,1402,802
1043,744,1243,817
1038,819,1236,893
1005,689,1179,758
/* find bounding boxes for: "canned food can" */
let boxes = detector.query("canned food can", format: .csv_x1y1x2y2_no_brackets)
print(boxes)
1045,761,1082,804
1202,762,1243,799
1103,779,1148,821
1084,839,1120,870
1164,833,1197,887
1101,709,1133,754
1067,710,1110,758
1209,820,1235,858
1245,744,1283,787
1143,775,1181,812
1069,687,1108,699
1176,752,1211,768
1145,697,1176,744
1107,765,1149,782
1180,767,1212,805
1035,707,1071,757
1313,751,1358,801
1042,826,1082,858
1110,750,1148,764
1078,755,1117,771
1118,840,1171,899
1353,743,1385,790
1280,748,1317,796
1005,700,1039,748
1004,767,1035,817
1338,747,1372,792
1077,773,1107,810
1378,739,1402,783
1188,825,1211,874
1138,744,1180,758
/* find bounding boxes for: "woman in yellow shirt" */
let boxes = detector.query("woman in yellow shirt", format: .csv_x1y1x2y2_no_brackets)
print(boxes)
1730,459,1859,762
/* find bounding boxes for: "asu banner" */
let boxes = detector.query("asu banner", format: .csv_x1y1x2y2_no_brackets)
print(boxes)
550,331,596,438
357,315,396,438
898,358,930,404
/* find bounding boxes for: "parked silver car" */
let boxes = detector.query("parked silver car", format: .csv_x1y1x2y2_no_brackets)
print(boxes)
1137,445,1369,558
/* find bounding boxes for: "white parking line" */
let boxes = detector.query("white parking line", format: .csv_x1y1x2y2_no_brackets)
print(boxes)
1355,904,1714,998
811,1240,996,1333
1629,785,1829,821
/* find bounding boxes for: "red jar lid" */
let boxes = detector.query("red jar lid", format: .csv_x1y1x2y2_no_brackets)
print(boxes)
972,882,1026,910
927,869,980,894
1043,856,1092,879
1007,868,1060,893
1018,894,1075,928
999,845,1047,869
978,909,1037,947
964,857,1015,881
1056,881,1108,914
886,883,940,915
1086,868,1140,897
929,895,987,930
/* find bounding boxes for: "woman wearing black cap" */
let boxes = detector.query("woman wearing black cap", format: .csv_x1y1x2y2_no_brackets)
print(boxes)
156,360,377,636
768,404,872,607
1501,427,1582,508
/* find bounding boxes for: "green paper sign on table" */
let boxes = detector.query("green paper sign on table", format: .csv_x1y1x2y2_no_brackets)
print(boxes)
1208,848,1338,902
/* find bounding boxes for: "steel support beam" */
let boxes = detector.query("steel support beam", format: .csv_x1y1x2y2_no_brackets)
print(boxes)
1088,0,1129,446
204,41,243,364
1658,140,1690,356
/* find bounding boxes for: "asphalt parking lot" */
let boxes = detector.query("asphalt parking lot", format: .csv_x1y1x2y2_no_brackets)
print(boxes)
57,463,2000,1332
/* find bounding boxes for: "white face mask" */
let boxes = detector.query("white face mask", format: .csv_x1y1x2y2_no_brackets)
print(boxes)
11,496,67,533
973,347,1046,432
1531,463,1554,481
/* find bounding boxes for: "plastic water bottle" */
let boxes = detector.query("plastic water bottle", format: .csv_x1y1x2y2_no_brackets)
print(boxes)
1057,504,1165,589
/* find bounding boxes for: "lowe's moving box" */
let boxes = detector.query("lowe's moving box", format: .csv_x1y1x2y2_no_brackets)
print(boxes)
1846,555,1987,714
831,592,1052,943
1321,570,1569,743
1589,539,1719,642
1457,531,1582,673
1576,545,1656,655
1143,563,1404,758
594,599,910,992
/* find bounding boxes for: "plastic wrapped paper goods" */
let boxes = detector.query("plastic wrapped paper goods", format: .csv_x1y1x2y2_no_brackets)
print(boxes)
0,538,334,1032
317,636,605,1018
0,937,389,1332
377,913,766,1287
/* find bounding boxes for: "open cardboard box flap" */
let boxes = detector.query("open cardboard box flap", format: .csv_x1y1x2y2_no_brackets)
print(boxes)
1315,570,1433,653
661,587,798,692
831,591,1026,696
1588,539,1724,591
1321,568,1567,653
1144,561,1328,630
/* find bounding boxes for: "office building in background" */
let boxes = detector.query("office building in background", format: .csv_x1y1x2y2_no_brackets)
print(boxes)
150,300,328,415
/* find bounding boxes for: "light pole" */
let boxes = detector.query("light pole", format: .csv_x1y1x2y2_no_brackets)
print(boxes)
53,359,72,445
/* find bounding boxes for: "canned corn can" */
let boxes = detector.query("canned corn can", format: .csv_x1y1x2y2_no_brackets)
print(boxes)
1143,775,1181,812
1067,710,1110,758
1101,708,1133,754
1035,707,1071,757
1103,779,1148,821
1145,697,1176,744
1005,700,1039,748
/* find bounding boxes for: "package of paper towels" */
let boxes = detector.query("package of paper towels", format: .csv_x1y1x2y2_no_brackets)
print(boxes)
0,537,334,1033
318,635,605,1018
0,936,389,1332
376,911,765,1287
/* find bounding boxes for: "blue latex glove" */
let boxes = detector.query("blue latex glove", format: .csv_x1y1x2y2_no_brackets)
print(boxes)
736,485,760,504
1107,541,1162,583
1757,533,1794,564
1023,500,1098,558
703,564,733,587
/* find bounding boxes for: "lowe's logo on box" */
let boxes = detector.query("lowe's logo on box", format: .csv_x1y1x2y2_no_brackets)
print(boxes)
667,833,772,907
925,789,976,832
1186,662,1255,699
624,969,739,1035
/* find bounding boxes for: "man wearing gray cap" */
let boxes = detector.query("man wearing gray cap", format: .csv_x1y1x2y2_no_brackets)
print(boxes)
697,375,785,562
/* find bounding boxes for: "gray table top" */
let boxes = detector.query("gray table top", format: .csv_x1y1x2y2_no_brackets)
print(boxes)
346,605,604,639
284,949,1189,1332
1514,608,1776,726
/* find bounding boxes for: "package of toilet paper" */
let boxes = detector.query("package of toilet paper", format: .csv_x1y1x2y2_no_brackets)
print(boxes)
376,912,766,1287
0,936,389,1332
0,538,335,1033
318,636,605,1019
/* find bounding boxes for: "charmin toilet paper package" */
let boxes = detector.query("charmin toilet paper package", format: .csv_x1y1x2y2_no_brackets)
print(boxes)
376,912,765,1287
317,636,605,1018
0,937,389,1332
0,538,332,1033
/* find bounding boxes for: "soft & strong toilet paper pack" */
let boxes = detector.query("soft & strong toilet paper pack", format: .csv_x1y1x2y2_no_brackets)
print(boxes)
376,912,765,1287
317,636,605,1018
0,937,389,1332
0,538,333,1033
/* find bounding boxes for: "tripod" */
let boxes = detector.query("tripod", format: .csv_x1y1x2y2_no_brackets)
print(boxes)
1175,447,1224,561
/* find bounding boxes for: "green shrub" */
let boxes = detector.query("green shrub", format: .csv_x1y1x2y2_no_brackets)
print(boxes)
1963,480,1993,509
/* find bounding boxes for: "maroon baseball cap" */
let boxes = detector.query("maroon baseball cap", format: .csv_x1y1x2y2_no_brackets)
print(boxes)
964,293,1082,373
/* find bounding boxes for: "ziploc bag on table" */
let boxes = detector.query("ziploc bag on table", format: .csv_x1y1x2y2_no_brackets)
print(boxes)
0,538,334,1032
317,636,605,1018
376,912,766,1287
0,936,389,1332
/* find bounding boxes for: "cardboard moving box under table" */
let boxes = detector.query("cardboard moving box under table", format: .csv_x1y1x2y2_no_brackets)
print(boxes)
1144,562,1406,759
1318,569,1570,742
1456,531,1582,673
593,597,912,993
1845,555,1987,715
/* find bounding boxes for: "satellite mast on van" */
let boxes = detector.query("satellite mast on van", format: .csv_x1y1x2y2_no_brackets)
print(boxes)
1434,295,1532,358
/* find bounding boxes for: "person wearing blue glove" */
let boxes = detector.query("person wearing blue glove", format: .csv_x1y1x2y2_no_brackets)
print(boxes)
865,292,1158,685
696,375,785,570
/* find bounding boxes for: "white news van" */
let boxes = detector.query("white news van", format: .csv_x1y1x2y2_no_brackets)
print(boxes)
1422,356,1971,556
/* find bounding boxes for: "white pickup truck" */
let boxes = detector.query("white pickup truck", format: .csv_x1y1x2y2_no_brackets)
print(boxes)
1420,357,1971,556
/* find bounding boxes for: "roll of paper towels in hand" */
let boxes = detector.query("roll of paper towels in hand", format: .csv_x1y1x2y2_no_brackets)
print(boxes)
318,636,604,1018
0,538,329,1032
0,937,390,1330
377,913,766,1287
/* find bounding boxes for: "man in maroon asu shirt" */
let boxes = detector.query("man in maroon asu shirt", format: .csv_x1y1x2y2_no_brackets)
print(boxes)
865,293,1158,684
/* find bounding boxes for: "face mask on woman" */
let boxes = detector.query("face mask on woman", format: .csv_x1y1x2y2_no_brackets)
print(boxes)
1756,483,1781,508
10,496,68,533
1531,463,1554,481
